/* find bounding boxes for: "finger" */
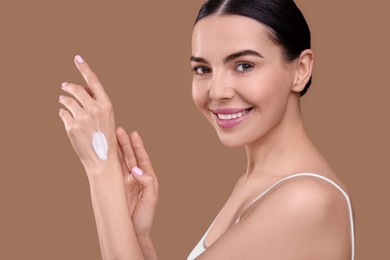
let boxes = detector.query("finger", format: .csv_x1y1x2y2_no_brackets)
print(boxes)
116,142,130,175
121,159,131,175
131,166,157,202
58,95,84,118
61,82,95,108
117,127,138,174
130,131,159,195
73,55,108,101
130,131,156,177
58,108,74,131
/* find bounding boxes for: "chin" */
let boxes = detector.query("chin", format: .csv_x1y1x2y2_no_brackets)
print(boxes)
216,132,248,148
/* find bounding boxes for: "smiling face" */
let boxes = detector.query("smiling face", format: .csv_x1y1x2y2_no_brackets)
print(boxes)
191,15,302,147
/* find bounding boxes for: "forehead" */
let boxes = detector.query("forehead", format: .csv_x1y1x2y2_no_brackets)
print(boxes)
192,15,278,59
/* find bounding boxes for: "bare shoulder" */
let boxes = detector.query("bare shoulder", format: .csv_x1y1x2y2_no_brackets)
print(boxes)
198,175,352,259
242,175,351,258
264,175,349,214
239,174,350,220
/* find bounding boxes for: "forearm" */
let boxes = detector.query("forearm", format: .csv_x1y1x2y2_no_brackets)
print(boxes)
138,235,158,260
87,161,144,260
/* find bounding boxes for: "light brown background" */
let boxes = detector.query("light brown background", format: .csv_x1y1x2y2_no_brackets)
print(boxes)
1,0,389,259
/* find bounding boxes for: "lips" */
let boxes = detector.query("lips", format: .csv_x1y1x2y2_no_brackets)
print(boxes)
210,107,253,129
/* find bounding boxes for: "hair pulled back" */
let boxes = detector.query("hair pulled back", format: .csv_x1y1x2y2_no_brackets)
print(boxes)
195,0,312,96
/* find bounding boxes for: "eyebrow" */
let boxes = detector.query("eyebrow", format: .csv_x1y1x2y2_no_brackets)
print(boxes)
190,49,264,64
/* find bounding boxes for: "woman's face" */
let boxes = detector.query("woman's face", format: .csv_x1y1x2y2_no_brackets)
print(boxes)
191,15,299,147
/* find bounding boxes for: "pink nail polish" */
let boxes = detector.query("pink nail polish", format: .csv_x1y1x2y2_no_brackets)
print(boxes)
59,95,64,100
132,166,143,176
75,55,84,64
61,82,68,89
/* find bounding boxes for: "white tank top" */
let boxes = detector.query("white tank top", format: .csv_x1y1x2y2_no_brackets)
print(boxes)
187,173,355,260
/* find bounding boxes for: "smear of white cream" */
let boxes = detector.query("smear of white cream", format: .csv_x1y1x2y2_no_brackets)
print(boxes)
92,130,108,160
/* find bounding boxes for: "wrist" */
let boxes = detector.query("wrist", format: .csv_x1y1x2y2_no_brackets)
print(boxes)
84,156,122,181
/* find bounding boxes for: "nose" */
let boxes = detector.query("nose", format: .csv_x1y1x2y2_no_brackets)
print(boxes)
209,70,235,102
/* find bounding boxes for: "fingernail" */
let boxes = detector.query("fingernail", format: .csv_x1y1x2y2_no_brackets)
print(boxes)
61,82,68,89
132,166,143,176
59,95,64,100
75,55,84,64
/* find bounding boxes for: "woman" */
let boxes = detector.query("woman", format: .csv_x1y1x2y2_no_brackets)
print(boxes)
59,0,355,259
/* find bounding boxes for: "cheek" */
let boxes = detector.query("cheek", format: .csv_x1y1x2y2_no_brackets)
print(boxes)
191,80,208,110
243,69,292,106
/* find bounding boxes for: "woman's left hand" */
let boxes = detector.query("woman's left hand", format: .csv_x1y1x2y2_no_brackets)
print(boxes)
59,55,119,172
116,127,159,240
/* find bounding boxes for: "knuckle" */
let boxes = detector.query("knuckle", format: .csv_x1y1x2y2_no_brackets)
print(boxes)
126,157,137,166
66,84,76,92
88,71,99,82
66,122,80,135
137,155,150,164
89,105,101,116
84,69,97,81
63,96,76,106
102,100,113,112
87,102,112,116
144,175,155,185
70,84,83,95
78,113,89,122
124,153,132,161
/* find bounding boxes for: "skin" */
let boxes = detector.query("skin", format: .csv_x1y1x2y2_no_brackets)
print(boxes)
59,58,158,260
59,14,353,260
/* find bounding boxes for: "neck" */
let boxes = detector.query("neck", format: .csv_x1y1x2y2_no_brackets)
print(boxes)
244,95,312,178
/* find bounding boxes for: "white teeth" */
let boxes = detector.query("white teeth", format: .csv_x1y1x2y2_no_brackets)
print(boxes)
217,109,250,120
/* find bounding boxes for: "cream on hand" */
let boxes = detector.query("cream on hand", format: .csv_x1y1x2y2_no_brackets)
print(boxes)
92,130,108,160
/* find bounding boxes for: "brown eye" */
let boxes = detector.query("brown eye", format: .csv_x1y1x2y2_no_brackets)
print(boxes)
235,63,254,73
192,66,211,75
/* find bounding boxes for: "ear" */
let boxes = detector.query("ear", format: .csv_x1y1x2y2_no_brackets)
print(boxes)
292,49,314,93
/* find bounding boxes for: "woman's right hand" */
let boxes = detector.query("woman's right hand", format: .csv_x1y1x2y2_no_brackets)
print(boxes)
116,127,159,239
